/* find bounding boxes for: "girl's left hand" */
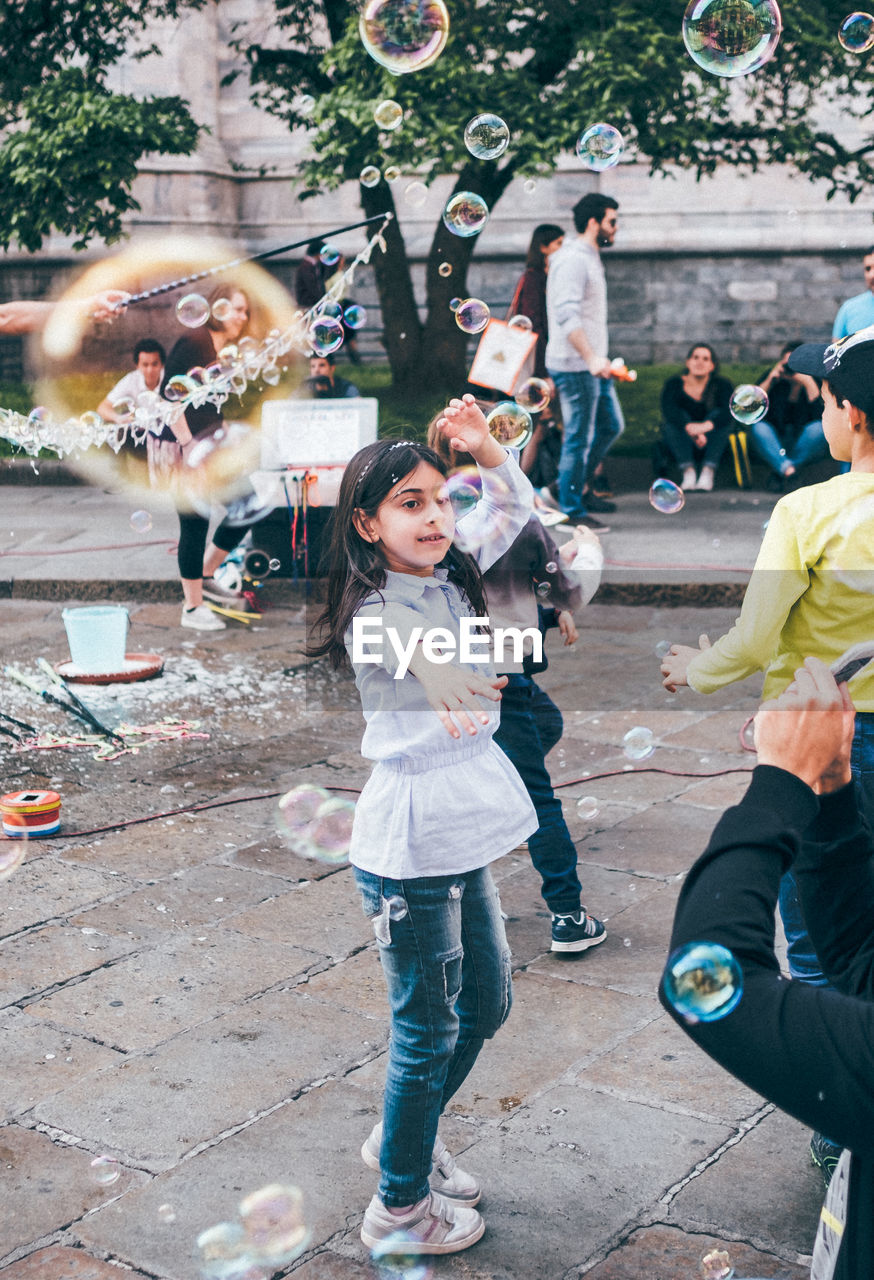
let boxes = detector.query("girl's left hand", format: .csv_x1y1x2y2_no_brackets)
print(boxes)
437,394,505,467
557,610,578,645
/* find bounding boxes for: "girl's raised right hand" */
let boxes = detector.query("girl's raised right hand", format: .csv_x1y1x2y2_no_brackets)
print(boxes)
408,652,507,738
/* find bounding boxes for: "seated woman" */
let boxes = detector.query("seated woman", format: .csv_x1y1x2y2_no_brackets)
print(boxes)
750,342,828,491
659,343,733,492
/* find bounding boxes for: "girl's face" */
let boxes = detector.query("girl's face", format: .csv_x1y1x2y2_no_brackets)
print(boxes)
543,236,564,258
356,461,455,577
686,347,715,377
218,291,250,343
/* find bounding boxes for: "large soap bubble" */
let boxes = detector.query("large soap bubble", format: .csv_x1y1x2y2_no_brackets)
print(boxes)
486,401,533,450
238,1183,310,1268
682,0,782,77
374,98,404,130
176,293,211,328
371,1230,433,1280
649,478,685,514
360,165,382,187
576,123,624,171
308,316,345,356
729,384,769,425
464,114,510,160
838,10,874,50
515,377,551,413
359,0,450,73
664,940,744,1022
454,298,491,334
442,191,489,237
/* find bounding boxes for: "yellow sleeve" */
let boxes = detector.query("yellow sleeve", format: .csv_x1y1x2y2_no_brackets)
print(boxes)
687,498,810,694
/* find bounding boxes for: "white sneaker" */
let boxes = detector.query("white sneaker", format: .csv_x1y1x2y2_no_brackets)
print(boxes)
181,604,226,631
361,1190,484,1255
362,1122,481,1205
202,576,245,604
681,466,697,491
695,466,715,491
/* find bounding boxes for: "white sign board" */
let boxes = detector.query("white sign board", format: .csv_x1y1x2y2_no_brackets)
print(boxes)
260,397,379,470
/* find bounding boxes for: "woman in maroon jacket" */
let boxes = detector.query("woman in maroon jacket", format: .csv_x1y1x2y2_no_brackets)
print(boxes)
509,223,565,379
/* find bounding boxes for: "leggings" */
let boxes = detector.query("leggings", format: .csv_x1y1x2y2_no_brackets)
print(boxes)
177,510,248,580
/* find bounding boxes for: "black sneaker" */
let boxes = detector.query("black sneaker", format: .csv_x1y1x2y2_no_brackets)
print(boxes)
591,472,614,499
551,910,607,954
575,514,610,533
583,492,617,514
809,1132,843,1189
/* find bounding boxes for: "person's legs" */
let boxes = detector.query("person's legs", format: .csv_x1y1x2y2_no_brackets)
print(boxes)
177,509,211,608
493,677,583,915
586,380,625,484
749,419,790,475
660,418,695,471
549,368,598,517
788,419,828,472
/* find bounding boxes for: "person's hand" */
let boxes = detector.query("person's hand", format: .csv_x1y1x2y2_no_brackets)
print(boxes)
590,355,613,379
754,658,855,792
436,393,505,467
557,610,578,645
698,419,714,434
661,634,710,691
407,653,507,739
558,524,601,565
685,422,701,439
87,290,130,322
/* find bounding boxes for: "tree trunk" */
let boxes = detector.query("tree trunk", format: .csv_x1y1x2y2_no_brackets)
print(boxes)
358,181,424,394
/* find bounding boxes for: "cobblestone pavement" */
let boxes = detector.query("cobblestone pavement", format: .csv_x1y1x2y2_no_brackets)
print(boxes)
0,589,824,1280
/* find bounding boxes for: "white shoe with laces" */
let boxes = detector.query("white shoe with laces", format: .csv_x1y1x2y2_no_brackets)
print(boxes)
695,466,715,491
181,603,225,631
361,1122,481,1205
202,576,246,604
681,466,697,491
360,1189,484,1255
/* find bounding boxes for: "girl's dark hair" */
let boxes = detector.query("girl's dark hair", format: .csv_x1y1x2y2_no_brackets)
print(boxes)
525,223,565,272
206,283,250,334
307,439,489,668
685,342,721,411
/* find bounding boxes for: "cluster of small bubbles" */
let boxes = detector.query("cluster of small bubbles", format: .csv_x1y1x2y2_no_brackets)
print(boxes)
824,493,874,592
448,297,462,312
129,509,153,534
176,293,211,328
371,1231,433,1280
90,1155,121,1186
576,122,624,170
463,113,510,160
454,297,491,334
515,376,551,413
319,244,341,267
536,580,551,598
309,316,345,356
157,1203,177,1224
648,478,685,514
445,466,482,517
294,93,316,116
442,191,490,237
682,0,782,78
576,795,599,820
404,180,428,207
655,639,673,659
664,940,744,1023
374,98,404,129
438,261,452,277
0,843,27,879
838,10,874,50
623,726,655,760
507,313,533,331
544,559,558,574
386,895,408,922
276,785,355,862
486,400,533,449
113,395,135,420
359,0,450,73
700,1248,734,1280
729,383,769,424
360,165,382,187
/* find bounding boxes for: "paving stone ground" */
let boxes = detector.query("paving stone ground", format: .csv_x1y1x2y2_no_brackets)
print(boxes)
0,578,823,1279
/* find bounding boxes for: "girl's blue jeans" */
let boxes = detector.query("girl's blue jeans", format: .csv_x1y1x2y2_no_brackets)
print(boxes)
779,710,874,983
354,865,512,1208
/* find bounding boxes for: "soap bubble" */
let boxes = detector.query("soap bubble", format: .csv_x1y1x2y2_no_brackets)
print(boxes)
360,165,382,187
319,244,340,267
445,466,482,517
515,377,551,413
486,401,533,449
306,797,356,863
524,178,537,194
442,191,489,238
239,1183,310,1268
0,843,27,878
576,122,624,171
386,895,408,921
90,1155,120,1186
508,314,533,331
374,98,404,129
464,113,510,160
130,509,153,534
448,297,462,312
371,1231,433,1280
384,165,402,183
535,581,551,598
664,940,744,1023
823,493,874,592
455,298,491,334
729,383,769,425
623,726,655,760
701,1248,735,1279
276,785,331,839
157,1203,177,1224
320,300,345,321
655,639,673,659
682,0,782,78
576,796,599,820
196,1221,252,1280
359,0,450,73
111,396,135,421
438,262,452,277
839,11,874,50
344,304,367,329
176,293,211,328
649,478,685,514
404,181,428,207
211,296,234,324
294,93,315,116
261,364,281,386
309,317,345,356
544,560,558,574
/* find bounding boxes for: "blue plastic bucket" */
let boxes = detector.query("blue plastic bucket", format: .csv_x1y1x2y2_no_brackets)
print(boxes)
62,606,129,673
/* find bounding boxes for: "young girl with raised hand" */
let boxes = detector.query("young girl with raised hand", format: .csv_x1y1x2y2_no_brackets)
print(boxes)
309,394,537,1257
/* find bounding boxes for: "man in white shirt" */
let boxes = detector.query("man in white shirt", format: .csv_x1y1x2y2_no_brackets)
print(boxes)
97,339,165,422
545,193,624,531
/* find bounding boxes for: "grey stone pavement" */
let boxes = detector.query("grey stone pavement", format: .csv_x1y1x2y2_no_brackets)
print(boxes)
0,472,825,1280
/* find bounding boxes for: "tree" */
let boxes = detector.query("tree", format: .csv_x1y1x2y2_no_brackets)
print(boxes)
239,0,874,392
0,0,204,252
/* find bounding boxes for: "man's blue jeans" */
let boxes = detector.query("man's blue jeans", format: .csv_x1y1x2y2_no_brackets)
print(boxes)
779,711,874,983
493,674,583,914
749,417,828,476
548,368,625,517
354,866,511,1207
